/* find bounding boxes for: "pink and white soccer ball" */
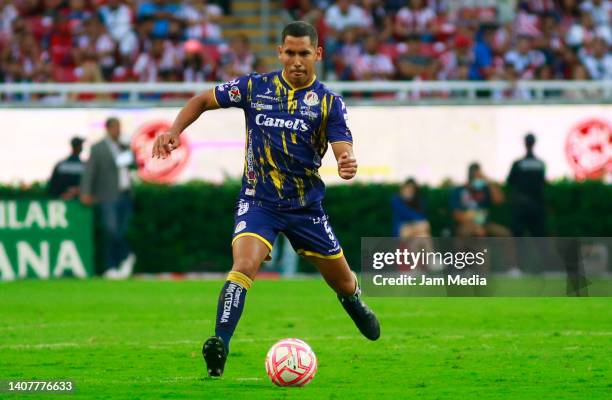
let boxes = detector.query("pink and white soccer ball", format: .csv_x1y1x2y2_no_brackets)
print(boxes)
265,338,317,386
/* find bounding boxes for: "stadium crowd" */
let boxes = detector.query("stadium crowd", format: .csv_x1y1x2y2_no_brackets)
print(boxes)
0,0,610,88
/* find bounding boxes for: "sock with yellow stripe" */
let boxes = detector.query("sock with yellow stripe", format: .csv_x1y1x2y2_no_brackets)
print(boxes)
214,271,252,353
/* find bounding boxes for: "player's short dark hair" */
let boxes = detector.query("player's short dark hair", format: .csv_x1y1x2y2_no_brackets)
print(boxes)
281,21,318,46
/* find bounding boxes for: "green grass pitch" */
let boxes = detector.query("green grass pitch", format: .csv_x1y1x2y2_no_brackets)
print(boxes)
1,279,610,399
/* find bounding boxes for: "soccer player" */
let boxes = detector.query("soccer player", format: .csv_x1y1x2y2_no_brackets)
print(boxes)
152,21,380,377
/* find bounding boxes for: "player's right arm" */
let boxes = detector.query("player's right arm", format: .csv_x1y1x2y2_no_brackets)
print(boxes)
152,89,220,159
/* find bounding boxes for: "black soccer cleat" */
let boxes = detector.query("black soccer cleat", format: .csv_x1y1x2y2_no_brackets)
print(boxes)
202,336,227,377
338,291,381,341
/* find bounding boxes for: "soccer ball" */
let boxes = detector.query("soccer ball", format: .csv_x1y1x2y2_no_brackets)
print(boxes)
265,338,317,386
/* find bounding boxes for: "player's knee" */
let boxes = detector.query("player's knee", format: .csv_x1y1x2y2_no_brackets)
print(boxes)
231,258,260,280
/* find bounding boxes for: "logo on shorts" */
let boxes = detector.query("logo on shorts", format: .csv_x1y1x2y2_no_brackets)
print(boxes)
229,86,242,103
237,200,249,216
235,220,247,233
303,91,319,106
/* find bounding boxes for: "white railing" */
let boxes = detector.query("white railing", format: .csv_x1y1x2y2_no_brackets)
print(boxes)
1,80,611,105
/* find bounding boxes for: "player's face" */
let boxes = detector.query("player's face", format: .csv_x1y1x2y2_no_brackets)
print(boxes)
278,35,322,87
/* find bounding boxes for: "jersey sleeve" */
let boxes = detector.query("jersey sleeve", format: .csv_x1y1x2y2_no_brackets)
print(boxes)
326,95,353,145
213,75,251,109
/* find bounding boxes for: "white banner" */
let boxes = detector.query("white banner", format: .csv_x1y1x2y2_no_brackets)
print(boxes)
1,105,610,185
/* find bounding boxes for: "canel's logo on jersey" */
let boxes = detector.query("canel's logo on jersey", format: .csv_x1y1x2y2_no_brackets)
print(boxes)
303,91,319,106
255,114,309,132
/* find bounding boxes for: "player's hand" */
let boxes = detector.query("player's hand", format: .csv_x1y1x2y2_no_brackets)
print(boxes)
337,152,358,180
152,132,180,159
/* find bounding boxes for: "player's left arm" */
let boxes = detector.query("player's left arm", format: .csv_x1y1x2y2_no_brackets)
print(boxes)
331,142,357,180
327,96,356,180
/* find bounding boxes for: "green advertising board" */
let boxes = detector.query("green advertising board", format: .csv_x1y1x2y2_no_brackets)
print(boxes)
0,200,93,280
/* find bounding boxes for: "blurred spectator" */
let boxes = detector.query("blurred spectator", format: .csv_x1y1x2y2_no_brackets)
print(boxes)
394,0,435,40
133,38,181,82
0,0,19,43
98,0,139,61
450,162,510,238
353,35,395,80
391,178,430,238
324,0,370,35
181,0,223,43
48,136,85,199
363,0,392,41
468,24,496,80
80,117,136,279
579,0,610,27
75,16,116,80
397,34,434,80
219,34,255,81
566,10,612,48
333,28,362,79
137,0,182,39
182,39,214,81
581,37,612,80
504,35,546,79
507,133,547,236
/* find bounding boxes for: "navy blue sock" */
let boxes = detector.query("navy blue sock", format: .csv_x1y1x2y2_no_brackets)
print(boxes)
214,271,252,353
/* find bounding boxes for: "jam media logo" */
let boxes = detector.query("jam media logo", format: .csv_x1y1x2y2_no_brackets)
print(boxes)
131,121,191,183
565,118,611,180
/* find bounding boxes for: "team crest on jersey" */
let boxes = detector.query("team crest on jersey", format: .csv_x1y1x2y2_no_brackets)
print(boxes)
229,86,242,103
235,220,247,233
303,91,319,106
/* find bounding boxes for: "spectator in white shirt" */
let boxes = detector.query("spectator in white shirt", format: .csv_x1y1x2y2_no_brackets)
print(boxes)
580,0,611,27
181,0,224,43
504,35,546,79
581,37,612,79
353,35,395,80
324,0,370,34
566,10,612,48
98,0,139,61
394,0,436,39
133,38,180,82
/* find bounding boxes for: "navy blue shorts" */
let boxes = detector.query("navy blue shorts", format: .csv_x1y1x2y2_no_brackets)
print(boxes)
231,197,343,260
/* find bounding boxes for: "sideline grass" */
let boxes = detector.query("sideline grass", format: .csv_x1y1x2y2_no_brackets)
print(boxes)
1,279,610,399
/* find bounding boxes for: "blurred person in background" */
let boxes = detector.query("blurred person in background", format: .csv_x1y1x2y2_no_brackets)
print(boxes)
394,0,435,41
504,35,546,80
219,34,255,81
0,0,19,44
74,16,116,80
450,162,510,238
469,24,496,80
98,0,140,61
507,133,547,236
48,136,85,200
579,0,611,27
396,34,435,80
391,178,430,238
137,0,183,39
133,37,181,82
566,9,612,49
181,0,223,43
581,37,612,80
81,117,136,279
353,35,395,80
324,0,370,77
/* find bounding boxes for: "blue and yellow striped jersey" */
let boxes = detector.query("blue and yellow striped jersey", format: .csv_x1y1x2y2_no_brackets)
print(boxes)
213,70,353,209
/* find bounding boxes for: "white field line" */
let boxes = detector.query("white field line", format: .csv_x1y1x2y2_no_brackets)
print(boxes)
1,331,611,350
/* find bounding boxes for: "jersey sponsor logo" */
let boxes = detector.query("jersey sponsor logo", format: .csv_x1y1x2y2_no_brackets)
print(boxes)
303,91,319,106
256,94,280,102
246,129,256,184
229,86,242,103
255,114,309,132
265,88,273,95
217,79,239,92
251,101,273,110
299,106,318,119
234,220,247,233
565,118,611,180
237,199,249,216
245,188,255,196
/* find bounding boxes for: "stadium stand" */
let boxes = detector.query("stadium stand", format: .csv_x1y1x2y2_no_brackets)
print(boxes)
0,0,610,89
